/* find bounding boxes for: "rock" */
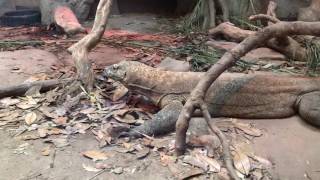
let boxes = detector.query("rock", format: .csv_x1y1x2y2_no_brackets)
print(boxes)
54,6,86,35
206,40,287,67
40,0,68,25
40,0,94,25
157,57,191,72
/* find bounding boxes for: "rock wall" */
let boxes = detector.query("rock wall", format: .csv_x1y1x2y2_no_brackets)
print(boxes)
0,0,15,16
40,0,95,24
227,0,310,21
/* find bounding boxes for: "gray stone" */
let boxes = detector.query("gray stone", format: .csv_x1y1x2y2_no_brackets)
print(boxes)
157,57,191,72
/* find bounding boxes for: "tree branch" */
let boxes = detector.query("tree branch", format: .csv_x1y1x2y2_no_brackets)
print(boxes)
201,103,239,180
68,0,113,90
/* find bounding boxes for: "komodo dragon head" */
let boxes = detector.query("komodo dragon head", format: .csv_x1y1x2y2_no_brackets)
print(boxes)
104,61,135,82
104,61,200,106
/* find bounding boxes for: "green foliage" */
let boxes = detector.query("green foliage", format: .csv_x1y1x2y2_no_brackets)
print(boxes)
305,41,320,75
180,0,207,33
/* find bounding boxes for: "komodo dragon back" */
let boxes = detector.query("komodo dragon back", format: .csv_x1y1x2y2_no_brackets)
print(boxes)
105,61,320,137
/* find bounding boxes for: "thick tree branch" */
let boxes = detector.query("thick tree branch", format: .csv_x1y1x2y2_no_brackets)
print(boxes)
209,22,307,61
68,0,113,90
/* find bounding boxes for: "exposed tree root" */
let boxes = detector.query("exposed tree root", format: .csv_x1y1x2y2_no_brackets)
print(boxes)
0,78,73,98
176,21,320,179
68,0,113,91
209,22,307,61
201,103,239,180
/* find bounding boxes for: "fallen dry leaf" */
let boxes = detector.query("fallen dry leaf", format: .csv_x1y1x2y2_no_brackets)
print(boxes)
25,112,37,125
41,146,51,156
234,141,255,157
0,110,13,118
0,97,20,107
233,150,251,175
16,102,36,110
80,107,96,114
1,111,20,121
53,117,68,125
112,85,128,101
114,113,137,124
251,155,273,169
47,128,63,135
44,137,70,148
82,150,109,161
38,128,48,138
39,106,58,119
136,147,150,159
167,162,203,180
160,152,177,166
183,155,208,171
82,163,100,172
234,121,262,137
196,154,221,172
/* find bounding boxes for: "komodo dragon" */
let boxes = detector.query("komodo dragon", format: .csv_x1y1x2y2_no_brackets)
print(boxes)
104,61,320,137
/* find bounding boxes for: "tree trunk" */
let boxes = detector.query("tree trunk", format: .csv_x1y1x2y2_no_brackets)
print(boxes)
68,0,113,91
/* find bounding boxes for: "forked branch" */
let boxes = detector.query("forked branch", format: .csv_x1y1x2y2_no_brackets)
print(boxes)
68,0,113,90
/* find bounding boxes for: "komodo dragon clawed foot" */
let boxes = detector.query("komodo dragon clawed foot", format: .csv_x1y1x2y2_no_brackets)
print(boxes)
104,61,320,138
118,101,184,138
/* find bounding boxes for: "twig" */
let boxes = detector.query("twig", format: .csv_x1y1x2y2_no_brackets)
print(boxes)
88,168,108,180
200,103,239,180
50,147,56,168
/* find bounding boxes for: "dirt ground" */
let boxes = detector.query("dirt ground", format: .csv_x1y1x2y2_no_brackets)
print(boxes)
0,14,320,180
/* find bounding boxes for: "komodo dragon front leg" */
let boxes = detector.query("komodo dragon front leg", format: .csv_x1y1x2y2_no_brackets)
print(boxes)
120,100,183,138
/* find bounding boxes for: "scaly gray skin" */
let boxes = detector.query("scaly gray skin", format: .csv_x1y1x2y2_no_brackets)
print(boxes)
104,61,320,137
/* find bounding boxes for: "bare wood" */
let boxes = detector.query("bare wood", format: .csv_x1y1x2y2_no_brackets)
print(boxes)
176,21,320,178
249,14,280,24
201,103,239,180
266,0,277,26
209,22,307,61
68,0,113,90
0,78,73,98
208,0,216,28
215,0,229,22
